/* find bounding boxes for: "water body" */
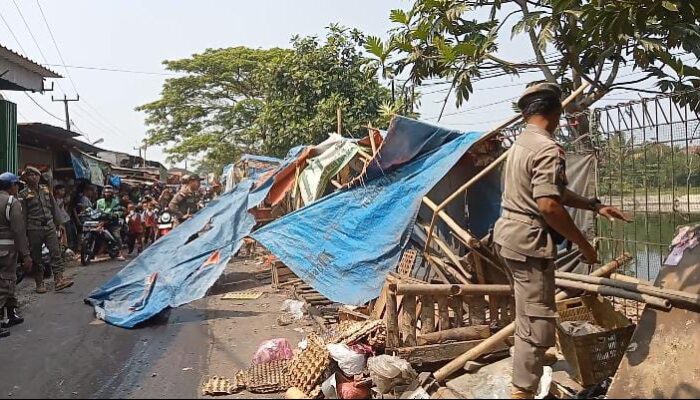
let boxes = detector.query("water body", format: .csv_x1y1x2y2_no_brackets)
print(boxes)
597,213,700,282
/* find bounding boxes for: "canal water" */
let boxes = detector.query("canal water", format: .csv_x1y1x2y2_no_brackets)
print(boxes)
597,213,700,282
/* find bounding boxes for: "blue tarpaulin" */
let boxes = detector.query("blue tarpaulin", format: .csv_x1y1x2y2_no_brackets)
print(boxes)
85,181,257,328
253,128,484,305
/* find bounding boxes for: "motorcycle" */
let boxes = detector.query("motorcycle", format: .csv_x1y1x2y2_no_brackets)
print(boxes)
156,210,174,239
79,208,122,266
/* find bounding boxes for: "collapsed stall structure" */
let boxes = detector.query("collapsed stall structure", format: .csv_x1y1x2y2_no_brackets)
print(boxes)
87,86,700,398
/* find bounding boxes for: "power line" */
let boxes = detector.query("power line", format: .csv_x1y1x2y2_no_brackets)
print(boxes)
41,63,178,76
35,0,79,95
11,0,50,63
0,10,29,55
23,92,64,122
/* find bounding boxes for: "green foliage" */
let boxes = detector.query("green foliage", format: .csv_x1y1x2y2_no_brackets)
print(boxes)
384,0,700,111
137,26,395,172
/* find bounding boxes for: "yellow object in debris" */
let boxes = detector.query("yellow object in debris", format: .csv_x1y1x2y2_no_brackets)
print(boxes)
221,290,263,300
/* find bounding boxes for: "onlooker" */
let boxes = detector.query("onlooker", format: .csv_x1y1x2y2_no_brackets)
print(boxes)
158,188,173,210
143,201,158,245
125,204,144,255
53,185,77,250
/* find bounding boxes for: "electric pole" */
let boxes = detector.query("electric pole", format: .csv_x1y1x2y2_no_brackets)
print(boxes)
52,94,80,131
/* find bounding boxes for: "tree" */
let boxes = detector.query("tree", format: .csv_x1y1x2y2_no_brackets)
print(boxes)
137,26,396,172
369,0,700,121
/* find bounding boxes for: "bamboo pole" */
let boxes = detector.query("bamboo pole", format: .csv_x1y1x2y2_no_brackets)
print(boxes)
422,83,591,252
433,253,631,382
417,325,491,345
386,286,400,348
554,278,671,310
393,283,512,296
557,271,700,307
610,273,654,287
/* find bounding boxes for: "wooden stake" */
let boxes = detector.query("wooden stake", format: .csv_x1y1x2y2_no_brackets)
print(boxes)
421,296,435,334
386,286,400,348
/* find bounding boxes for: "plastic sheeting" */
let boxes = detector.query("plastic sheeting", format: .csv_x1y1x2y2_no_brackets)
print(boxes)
253,130,484,305
298,140,359,205
85,181,257,328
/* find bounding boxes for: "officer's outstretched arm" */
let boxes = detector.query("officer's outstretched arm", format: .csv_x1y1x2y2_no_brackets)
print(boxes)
537,196,598,264
562,189,632,222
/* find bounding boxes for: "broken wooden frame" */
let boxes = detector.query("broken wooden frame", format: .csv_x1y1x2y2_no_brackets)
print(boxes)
421,83,592,264
384,283,514,364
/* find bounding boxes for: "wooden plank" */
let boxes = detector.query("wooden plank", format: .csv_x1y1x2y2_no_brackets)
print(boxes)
392,339,502,364
401,295,417,347
371,282,389,320
467,296,486,325
420,295,435,334
452,296,464,328
438,297,450,330
386,288,400,348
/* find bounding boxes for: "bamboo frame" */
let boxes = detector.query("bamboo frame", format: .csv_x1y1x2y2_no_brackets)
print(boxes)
422,83,591,253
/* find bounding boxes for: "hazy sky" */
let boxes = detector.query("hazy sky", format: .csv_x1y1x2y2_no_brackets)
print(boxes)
0,0,645,167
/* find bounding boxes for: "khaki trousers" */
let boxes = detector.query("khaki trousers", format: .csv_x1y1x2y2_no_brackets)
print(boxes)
501,250,557,392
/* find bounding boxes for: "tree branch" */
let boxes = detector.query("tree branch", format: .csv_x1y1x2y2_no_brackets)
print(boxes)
609,74,654,88
513,0,556,82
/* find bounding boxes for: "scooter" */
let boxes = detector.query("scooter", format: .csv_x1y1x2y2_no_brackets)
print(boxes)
79,208,122,266
156,210,174,239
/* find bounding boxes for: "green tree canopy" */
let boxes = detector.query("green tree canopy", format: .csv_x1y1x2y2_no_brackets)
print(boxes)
137,26,396,173
368,0,700,114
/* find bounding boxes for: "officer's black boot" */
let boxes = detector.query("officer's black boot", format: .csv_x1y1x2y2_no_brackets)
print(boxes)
0,327,9,338
4,307,23,327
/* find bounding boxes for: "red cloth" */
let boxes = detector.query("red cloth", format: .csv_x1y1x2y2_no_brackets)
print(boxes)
127,213,144,233
144,210,158,227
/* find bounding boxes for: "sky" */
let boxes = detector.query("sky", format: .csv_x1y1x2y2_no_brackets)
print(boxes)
0,0,655,168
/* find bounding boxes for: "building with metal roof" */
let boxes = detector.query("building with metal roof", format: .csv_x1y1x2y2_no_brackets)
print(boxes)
0,44,61,92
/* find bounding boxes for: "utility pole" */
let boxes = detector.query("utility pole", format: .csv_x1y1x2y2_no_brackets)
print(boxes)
51,94,80,131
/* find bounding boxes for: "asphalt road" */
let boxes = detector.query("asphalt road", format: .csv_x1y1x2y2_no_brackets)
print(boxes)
0,259,211,399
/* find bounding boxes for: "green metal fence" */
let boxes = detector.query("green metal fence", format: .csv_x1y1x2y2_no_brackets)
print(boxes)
0,99,18,173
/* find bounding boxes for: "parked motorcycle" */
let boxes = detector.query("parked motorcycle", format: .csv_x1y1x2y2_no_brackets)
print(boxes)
156,210,174,239
79,208,122,266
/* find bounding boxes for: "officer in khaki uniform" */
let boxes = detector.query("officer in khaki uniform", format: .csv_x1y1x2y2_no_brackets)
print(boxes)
168,174,202,223
19,167,74,293
0,172,32,338
493,83,630,399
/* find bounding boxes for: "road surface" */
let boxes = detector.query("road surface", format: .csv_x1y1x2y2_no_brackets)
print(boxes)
0,259,208,399
0,257,309,399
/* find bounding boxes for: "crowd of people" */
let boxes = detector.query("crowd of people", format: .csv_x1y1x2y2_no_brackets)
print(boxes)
0,169,221,338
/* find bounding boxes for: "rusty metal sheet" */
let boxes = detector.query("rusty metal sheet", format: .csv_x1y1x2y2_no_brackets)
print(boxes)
608,233,700,399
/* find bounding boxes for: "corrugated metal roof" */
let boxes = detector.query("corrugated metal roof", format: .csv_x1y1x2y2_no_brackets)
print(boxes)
0,44,62,78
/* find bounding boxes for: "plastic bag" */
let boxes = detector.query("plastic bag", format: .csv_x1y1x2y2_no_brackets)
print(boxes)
252,338,294,365
327,343,367,376
281,299,306,320
367,355,417,394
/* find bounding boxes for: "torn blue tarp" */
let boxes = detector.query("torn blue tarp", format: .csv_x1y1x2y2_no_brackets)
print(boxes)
252,129,484,305
85,181,257,328
360,117,462,183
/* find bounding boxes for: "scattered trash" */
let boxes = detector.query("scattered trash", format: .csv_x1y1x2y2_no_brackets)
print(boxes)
293,327,305,333
201,376,237,396
560,320,606,336
367,355,418,395
182,367,193,371
277,315,293,326
297,339,308,350
536,366,553,399
222,290,263,300
281,299,306,320
327,343,366,376
252,338,294,365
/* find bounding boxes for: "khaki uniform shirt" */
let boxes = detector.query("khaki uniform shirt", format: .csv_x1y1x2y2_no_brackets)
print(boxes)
19,184,59,231
0,191,30,279
168,186,199,220
494,124,568,260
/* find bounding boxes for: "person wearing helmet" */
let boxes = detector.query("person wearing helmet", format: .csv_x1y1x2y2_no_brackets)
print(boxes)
95,185,126,261
0,172,32,338
19,167,73,293
168,174,202,223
